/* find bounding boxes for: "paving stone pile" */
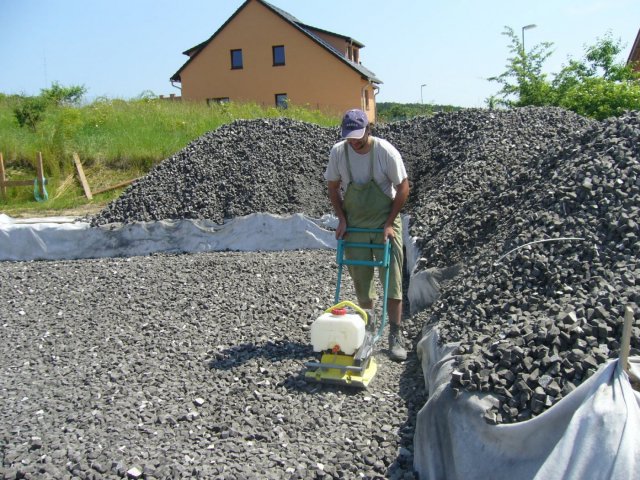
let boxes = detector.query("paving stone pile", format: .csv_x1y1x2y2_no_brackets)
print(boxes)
90,118,336,226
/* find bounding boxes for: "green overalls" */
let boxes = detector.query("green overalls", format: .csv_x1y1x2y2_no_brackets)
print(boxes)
343,139,403,302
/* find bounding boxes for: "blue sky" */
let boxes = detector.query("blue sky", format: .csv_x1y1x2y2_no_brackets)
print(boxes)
1,0,638,107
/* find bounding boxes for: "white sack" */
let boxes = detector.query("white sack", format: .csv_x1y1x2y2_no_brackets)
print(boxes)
414,327,640,480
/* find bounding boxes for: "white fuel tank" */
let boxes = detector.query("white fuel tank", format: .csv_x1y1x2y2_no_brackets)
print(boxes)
310,307,366,355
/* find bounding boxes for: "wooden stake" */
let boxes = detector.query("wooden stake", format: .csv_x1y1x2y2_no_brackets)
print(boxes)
2,180,34,187
620,306,633,374
73,152,93,200
0,152,6,199
92,178,138,196
36,152,45,198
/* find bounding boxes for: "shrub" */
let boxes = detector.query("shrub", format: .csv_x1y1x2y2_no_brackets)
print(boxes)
13,96,48,131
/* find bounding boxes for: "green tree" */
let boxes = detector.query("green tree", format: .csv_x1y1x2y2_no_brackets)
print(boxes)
552,33,640,119
13,96,48,131
557,76,640,120
583,33,633,81
489,28,640,119
487,26,554,107
41,82,86,106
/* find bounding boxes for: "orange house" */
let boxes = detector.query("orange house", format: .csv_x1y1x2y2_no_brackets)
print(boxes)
170,0,382,122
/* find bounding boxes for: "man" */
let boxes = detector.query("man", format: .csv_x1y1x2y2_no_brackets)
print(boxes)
324,109,410,361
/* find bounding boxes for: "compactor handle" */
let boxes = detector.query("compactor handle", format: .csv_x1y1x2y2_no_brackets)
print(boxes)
333,227,392,341
325,300,368,325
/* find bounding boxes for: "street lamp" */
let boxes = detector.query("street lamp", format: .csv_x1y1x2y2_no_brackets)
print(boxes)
421,84,426,104
521,24,537,55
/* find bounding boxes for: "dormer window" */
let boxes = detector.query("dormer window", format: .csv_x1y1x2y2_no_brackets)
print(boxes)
346,44,360,63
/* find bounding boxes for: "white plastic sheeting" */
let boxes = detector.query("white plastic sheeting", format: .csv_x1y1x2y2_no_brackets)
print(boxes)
0,213,337,261
414,327,640,480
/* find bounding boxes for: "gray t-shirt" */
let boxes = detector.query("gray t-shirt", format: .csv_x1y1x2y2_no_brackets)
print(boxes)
324,137,407,199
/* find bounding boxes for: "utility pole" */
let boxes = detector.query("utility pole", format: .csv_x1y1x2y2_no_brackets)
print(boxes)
521,24,537,56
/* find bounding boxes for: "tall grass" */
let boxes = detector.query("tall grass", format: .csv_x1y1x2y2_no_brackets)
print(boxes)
0,95,339,213
2,96,338,172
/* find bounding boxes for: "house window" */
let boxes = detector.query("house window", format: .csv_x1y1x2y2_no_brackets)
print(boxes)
207,97,230,106
273,45,285,66
275,93,288,109
230,49,243,69
364,90,370,110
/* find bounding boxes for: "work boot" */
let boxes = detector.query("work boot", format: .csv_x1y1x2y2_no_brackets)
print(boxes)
388,323,407,361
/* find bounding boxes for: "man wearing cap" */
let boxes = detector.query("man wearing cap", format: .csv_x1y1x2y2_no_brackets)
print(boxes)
324,109,410,361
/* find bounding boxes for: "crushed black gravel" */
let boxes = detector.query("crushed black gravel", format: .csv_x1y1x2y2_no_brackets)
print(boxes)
90,119,336,226
406,109,640,424
2,106,640,477
0,251,425,479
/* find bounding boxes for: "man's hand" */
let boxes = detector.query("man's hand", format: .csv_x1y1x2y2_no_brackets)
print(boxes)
382,178,409,241
336,218,347,239
327,180,348,240
382,223,395,241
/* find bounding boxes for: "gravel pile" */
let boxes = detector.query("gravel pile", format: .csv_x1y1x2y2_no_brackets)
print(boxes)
90,118,336,226
0,251,425,479
407,109,640,423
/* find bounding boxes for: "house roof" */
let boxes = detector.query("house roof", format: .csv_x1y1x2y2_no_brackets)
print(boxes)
263,1,364,48
170,0,382,84
627,27,640,67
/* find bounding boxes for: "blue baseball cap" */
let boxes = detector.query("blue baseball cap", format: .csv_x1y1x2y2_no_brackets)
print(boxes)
341,109,368,139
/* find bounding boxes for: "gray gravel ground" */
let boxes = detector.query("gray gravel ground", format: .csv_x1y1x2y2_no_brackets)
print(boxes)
1,251,425,479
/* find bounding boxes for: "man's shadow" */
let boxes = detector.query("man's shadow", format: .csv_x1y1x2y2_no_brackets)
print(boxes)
208,340,312,370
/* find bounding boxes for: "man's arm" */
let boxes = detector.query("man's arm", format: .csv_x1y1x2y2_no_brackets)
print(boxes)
383,178,410,240
327,180,347,239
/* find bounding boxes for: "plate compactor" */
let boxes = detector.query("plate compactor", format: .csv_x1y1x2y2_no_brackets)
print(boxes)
304,227,391,388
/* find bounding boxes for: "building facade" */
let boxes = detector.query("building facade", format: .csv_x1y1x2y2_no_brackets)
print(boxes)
170,0,382,122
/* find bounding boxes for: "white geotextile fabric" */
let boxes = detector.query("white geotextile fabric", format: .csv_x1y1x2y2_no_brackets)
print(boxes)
414,326,640,480
0,213,337,261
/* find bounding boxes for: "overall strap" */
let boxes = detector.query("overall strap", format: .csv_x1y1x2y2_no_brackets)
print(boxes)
344,138,375,184
345,141,354,185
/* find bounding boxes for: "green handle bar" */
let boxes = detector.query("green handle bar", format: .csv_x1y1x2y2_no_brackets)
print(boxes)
335,227,391,342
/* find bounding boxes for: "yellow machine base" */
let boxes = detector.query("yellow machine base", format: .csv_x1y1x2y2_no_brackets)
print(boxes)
305,353,378,388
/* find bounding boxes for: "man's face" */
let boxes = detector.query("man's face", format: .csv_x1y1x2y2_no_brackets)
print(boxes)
347,130,370,153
